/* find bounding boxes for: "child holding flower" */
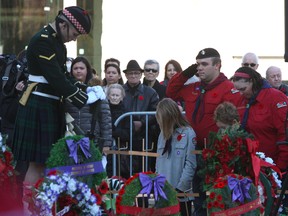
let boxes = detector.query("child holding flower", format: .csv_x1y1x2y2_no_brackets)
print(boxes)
155,98,197,216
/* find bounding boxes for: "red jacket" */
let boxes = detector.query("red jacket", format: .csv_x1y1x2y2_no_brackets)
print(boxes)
244,88,288,170
166,72,245,149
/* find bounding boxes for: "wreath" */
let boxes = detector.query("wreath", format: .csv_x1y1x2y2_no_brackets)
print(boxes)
197,125,255,190
116,171,180,216
45,135,107,188
206,173,262,215
0,133,16,179
31,170,101,216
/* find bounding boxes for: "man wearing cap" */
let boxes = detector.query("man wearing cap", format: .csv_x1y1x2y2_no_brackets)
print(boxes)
121,60,159,178
166,48,244,215
11,6,97,211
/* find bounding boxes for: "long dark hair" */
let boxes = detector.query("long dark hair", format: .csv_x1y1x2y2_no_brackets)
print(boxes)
71,56,93,84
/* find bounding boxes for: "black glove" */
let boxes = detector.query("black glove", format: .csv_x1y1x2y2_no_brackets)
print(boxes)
182,63,198,78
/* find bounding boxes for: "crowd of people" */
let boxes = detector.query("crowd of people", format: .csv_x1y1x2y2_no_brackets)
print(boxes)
1,4,288,216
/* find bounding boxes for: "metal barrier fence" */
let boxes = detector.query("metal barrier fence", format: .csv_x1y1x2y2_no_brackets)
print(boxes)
112,111,157,177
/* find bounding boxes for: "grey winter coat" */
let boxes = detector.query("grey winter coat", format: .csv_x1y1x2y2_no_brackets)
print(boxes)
156,126,197,201
66,99,113,147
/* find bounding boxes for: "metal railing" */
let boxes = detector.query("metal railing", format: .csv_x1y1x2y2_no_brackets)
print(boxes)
112,111,156,177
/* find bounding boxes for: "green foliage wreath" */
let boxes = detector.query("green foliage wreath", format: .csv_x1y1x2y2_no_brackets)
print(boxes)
116,171,180,216
45,135,106,188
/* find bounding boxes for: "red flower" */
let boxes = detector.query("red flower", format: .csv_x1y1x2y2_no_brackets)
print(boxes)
98,181,109,195
209,192,216,200
216,194,222,202
207,202,213,209
138,95,144,100
95,193,102,205
177,134,182,141
47,170,57,176
34,177,44,189
118,188,125,196
116,205,123,214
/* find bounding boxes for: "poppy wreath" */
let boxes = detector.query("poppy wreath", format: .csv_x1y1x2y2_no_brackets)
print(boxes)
45,135,107,188
31,171,101,216
0,133,16,179
206,173,262,216
116,171,180,216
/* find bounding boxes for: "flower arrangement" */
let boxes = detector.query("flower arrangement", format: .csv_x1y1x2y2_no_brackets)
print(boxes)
45,135,107,188
0,133,16,179
198,125,255,190
206,173,262,215
198,125,283,215
116,171,180,216
31,170,101,216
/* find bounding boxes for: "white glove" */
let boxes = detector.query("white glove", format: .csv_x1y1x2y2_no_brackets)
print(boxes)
86,87,106,104
87,91,98,104
87,86,106,100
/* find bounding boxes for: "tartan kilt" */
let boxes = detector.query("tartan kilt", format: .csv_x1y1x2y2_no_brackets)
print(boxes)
12,94,65,163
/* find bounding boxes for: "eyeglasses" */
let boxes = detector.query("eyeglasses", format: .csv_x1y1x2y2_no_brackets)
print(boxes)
144,68,158,73
126,72,141,76
243,63,257,67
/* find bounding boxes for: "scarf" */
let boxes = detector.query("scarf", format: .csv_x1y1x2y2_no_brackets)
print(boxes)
241,79,271,130
192,73,227,123
162,136,172,157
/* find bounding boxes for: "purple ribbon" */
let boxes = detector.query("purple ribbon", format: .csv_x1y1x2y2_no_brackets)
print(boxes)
228,176,252,203
66,137,92,164
139,173,167,201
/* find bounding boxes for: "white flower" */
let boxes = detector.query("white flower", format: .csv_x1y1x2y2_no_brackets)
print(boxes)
67,178,77,192
89,204,100,215
257,185,265,203
50,183,61,194
256,152,265,159
84,190,92,201
264,157,274,164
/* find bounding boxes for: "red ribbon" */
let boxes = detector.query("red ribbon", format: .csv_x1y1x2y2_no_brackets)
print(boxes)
120,203,180,215
211,197,262,216
260,159,282,179
246,138,260,185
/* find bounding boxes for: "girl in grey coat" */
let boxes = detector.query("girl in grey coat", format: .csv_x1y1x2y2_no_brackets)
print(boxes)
155,98,197,216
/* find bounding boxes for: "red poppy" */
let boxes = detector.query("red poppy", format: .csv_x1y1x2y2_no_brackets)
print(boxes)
216,194,222,201
95,193,102,205
138,95,144,100
209,192,216,200
177,134,182,141
98,181,109,195
47,170,58,176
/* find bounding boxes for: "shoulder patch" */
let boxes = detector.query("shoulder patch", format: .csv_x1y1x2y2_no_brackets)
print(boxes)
231,88,239,94
40,34,48,38
39,53,56,61
276,101,287,108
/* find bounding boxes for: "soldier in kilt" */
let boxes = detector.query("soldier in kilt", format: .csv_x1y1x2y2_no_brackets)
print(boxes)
10,6,97,213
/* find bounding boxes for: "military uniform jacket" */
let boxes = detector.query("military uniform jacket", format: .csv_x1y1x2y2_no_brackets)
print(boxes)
26,24,87,108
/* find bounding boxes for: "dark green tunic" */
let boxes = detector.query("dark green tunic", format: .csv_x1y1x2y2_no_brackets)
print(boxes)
12,25,88,163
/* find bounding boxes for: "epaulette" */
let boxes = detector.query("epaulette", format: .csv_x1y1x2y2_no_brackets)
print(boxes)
231,88,239,94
